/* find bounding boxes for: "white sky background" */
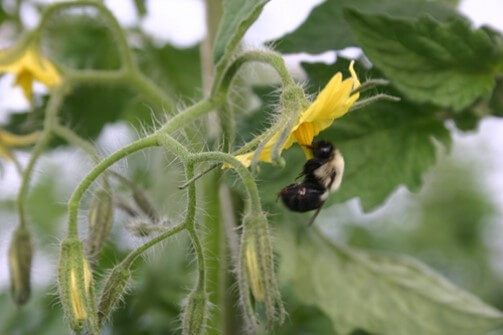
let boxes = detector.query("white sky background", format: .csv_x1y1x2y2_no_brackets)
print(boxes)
0,0,503,286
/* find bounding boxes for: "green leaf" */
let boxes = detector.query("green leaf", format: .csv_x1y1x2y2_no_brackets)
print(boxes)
136,42,202,102
326,99,450,211
272,0,456,54
59,86,134,139
213,0,269,65
279,228,503,335
345,9,503,110
42,14,120,70
133,0,147,18
490,79,503,117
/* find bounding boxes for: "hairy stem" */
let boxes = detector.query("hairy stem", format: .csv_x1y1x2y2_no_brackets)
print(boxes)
16,87,65,228
37,1,135,71
67,135,158,238
211,50,296,98
190,152,262,214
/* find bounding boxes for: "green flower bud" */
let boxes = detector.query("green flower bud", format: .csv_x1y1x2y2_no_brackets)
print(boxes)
98,265,131,326
86,189,114,258
239,213,285,329
182,289,208,335
8,226,33,305
58,238,97,332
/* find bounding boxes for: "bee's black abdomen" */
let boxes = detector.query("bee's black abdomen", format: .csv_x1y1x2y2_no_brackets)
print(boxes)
279,182,325,212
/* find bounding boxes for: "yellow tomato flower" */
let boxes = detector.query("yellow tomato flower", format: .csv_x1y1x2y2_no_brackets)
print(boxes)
236,61,360,167
0,47,61,101
0,129,40,160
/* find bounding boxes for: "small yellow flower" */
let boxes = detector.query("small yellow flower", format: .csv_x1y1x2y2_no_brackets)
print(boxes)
236,61,360,167
0,46,61,101
0,129,40,160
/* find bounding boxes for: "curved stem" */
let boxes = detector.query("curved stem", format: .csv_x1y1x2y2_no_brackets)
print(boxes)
128,71,177,115
16,87,65,228
159,99,219,134
190,152,262,213
211,50,295,98
121,222,187,267
64,97,218,238
184,163,206,288
52,123,99,163
37,1,135,71
66,134,158,238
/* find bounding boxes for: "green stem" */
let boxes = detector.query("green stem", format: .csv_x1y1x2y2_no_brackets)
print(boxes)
128,71,177,115
37,1,135,71
159,99,219,134
64,98,217,239
201,171,225,331
190,152,262,213
121,222,187,267
16,87,65,228
52,123,99,163
65,69,127,86
211,50,295,98
66,135,158,238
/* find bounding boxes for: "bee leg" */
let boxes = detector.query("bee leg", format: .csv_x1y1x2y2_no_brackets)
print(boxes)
307,202,325,226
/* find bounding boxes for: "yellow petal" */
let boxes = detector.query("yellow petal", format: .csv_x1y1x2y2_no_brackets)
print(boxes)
14,69,35,101
0,46,61,101
0,145,12,160
0,129,40,147
233,61,360,167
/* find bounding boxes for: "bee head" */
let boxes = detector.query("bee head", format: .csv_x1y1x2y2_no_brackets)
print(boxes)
310,141,334,159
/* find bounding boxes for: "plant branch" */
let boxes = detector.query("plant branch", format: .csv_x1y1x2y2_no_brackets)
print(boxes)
66,134,158,238
16,87,66,228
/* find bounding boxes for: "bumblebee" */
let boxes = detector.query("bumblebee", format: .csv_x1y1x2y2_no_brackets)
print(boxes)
278,141,344,225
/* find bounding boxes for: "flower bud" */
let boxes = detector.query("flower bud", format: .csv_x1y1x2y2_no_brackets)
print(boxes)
98,265,131,326
58,238,96,332
239,213,285,329
86,189,114,258
182,289,208,335
8,226,33,305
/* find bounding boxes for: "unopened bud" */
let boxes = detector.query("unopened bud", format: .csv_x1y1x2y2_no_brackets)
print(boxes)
182,289,208,335
58,238,96,332
8,226,33,305
98,265,131,326
86,189,114,258
239,213,285,328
